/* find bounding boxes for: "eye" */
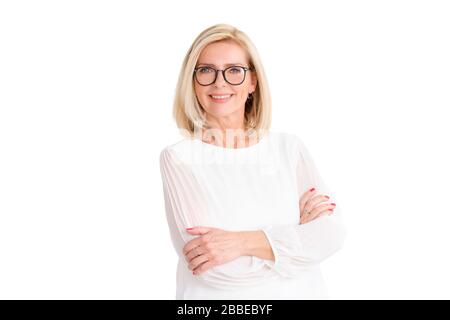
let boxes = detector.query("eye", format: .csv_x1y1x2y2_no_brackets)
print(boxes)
228,67,243,74
198,67,213,73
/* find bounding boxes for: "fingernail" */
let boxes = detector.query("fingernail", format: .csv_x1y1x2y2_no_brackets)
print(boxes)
331,203,336,206
309,188,315,192
324,195,330,199
186,228,194,230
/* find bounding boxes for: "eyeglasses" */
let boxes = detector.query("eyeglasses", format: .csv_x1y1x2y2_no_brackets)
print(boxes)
193,65,254,86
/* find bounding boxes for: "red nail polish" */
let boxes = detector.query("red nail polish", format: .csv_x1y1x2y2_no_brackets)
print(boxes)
186,228,194,230
331,203,336,206
309,188,315,192
324,195,330,199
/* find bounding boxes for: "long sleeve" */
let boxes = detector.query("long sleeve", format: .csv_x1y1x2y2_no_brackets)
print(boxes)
159,147,279,290
260,136,348,277
159,135,347,290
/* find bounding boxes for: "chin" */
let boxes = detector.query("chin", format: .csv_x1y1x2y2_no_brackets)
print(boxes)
206,104,240,115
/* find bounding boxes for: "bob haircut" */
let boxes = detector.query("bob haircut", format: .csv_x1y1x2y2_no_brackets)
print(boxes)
173,23,272,140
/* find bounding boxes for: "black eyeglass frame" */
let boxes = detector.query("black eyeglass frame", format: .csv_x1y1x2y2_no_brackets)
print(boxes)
193,65,254,86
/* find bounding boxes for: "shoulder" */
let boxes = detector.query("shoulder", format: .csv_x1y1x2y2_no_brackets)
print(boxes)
270,130,305,150
160,139,184,156
269,131,313,166
159,137,199,166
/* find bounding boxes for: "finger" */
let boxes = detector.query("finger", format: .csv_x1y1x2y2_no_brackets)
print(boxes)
300,211,316,224
303,194,330,216
301,202,335,224
185,246,204,263
183,227,213,255
301,209,317,224
300,214,307,224
308,203,336,221
189,254,209,271
186,226,212,235
316,209,334,219
299,187,317,214
183,238,203,255
193,260,215,275
300,210,312,224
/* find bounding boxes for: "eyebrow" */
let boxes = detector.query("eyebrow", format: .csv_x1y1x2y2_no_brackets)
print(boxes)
197,62,245,67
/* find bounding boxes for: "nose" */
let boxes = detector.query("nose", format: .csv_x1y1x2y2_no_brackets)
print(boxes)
214,70,227,87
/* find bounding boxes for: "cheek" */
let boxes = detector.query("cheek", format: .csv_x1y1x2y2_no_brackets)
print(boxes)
237,81,251,96
235,87,249,100
194,85,201,98
194,87,208,103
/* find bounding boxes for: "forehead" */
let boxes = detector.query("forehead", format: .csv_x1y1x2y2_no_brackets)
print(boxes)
197,40,248,66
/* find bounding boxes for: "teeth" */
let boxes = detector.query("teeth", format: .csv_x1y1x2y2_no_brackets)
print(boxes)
211,95,231,99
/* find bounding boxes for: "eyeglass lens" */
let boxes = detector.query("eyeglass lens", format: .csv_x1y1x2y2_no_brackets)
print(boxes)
195,66,246,85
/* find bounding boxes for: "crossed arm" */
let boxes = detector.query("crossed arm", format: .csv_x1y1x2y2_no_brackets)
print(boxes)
182,186,336,275
160,137,347,289
182,227,274,275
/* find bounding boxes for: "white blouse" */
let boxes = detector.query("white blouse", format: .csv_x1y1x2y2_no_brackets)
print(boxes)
159,130,347,300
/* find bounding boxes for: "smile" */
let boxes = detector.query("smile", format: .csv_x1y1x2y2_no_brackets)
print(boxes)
209,94,233,103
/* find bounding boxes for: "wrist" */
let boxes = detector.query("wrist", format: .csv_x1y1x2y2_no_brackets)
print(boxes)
239,230,275,261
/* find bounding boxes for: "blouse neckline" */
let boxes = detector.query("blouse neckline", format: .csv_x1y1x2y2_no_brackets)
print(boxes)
192,131,270,151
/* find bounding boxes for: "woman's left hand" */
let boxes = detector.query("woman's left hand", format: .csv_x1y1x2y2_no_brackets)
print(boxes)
183,226,245,275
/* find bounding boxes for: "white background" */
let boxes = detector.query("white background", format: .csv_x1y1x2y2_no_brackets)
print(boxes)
1,0,449,299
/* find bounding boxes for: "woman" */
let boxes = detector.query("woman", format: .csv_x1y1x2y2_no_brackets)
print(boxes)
159,23,347,300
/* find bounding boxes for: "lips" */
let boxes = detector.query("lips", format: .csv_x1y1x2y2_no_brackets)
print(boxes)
209,94,233,97
209,94,233,103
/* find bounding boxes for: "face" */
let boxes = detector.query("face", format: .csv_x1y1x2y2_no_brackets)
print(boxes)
193,40,257,128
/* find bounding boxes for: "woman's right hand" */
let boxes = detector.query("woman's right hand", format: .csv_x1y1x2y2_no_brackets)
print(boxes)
299,187,336,224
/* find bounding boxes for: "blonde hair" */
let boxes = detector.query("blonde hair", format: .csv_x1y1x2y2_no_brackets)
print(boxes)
172,23,272,139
